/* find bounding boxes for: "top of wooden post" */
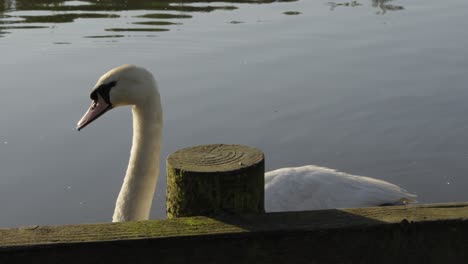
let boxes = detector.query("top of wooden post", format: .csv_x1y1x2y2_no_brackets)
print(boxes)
167,144,264,173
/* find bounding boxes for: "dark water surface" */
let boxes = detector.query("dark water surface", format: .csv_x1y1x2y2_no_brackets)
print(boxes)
1,0,468,227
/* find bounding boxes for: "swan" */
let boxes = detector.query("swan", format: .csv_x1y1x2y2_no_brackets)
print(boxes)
77,64,416,222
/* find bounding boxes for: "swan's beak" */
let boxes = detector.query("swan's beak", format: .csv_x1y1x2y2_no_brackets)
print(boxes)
76,94,112,131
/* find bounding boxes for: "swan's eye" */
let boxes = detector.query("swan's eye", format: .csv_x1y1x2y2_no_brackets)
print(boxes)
90,81,117,103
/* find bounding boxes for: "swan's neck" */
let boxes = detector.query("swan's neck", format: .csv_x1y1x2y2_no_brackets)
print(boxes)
112,98,162,222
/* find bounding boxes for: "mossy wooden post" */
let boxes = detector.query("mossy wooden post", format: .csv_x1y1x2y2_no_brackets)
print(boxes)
166,144,265,218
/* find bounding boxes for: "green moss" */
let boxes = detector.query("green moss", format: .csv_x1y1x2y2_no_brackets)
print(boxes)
166,145,265,218
2,203,468,249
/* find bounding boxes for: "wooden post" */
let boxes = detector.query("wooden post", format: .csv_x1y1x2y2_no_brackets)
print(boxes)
166,144,265,218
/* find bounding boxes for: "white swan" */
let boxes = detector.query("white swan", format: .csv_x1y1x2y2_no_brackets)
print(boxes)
77,64,416,222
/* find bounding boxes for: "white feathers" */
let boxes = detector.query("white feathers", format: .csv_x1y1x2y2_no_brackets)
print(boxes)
265,165,416,212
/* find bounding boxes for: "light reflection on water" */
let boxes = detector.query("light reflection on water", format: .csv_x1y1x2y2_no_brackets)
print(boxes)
0,0,406,38
0,0,290,36
1,0,468,228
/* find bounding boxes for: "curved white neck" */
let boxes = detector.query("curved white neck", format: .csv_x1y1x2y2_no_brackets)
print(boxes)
112,97,162,222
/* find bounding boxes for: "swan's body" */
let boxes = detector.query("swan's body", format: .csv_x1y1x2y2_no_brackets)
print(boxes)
77,64,416,222
265,165,415,212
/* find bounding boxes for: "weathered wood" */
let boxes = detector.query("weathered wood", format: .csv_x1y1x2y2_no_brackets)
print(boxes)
166,144,265,218
1,203,468,263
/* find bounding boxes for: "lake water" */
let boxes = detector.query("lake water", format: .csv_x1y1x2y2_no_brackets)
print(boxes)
1,0,467,227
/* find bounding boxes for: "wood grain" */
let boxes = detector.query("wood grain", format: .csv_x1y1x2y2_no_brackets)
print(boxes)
166,144,265,218
2,203,468,263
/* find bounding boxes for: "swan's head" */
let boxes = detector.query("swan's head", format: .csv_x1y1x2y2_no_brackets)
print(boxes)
76,64,159,130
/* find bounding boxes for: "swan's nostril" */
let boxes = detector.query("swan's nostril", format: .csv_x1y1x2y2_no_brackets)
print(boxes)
90,101,97,110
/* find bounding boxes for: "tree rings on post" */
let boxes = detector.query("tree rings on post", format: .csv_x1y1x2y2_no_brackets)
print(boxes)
166,144,265,218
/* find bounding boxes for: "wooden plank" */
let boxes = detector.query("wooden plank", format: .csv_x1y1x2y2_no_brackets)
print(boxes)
1,202,468,263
